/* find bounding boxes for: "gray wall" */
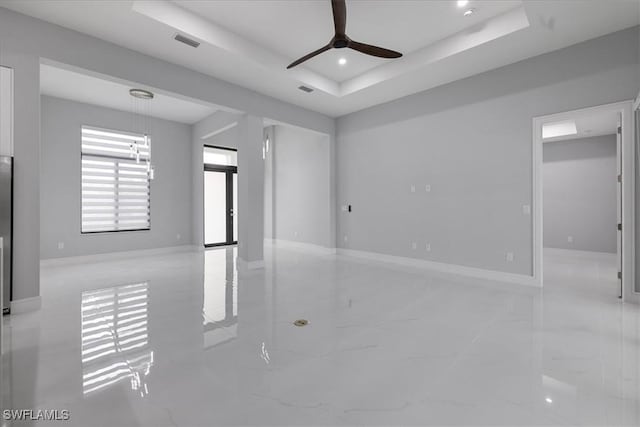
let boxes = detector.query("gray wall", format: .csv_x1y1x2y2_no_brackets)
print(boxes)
543,135,617,253
40,96,192,259
336,27,639,276
272,125,331,247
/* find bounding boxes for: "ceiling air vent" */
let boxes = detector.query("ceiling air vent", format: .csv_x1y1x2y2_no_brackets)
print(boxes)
174,33,200,48
298,85,314,93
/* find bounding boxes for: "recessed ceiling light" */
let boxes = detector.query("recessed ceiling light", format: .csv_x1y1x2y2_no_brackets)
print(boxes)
338,58,347,66
463,8,475,16
457,0,469,7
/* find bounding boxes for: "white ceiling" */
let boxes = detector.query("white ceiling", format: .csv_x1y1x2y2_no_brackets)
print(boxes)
177,0,521,83
40,64,217,124
543,110,619,143
2,0,639,117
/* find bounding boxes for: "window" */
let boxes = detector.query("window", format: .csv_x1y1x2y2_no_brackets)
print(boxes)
203,146,237,166
81,126,151,233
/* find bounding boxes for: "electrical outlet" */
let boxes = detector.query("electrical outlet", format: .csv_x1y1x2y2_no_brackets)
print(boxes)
294,231,298,237
176,233,181,240
412,242,417,250
57,242,64,250
425,243,431,252
344,235,348,242
506,252,514,262
410,185,416,193
567,236,573,243
425,184,431,193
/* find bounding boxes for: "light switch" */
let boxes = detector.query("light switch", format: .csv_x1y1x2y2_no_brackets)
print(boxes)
425,184,431,193
410,185,416,193
425,243,431,252
522,204,531,215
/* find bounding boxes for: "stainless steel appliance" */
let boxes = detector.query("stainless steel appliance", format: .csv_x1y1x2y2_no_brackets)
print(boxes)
0,156,12,314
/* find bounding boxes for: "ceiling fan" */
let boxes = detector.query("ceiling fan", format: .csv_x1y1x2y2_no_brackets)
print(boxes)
286,0,403,69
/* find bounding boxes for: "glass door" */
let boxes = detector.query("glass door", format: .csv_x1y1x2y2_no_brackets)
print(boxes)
204,146,238,247
204,167,237,247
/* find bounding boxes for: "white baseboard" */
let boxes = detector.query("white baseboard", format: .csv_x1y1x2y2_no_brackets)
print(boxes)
40,245,199,267
337,248,540,287
544,247,617,260
10,296,42,314
237,257,265,270
266,239,336,255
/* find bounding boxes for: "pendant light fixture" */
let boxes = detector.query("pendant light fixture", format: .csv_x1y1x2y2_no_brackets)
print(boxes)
129,88,155,180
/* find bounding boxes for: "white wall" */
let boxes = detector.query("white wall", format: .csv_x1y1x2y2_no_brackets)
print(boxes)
336,27,639,276
543,135,617,253
40,96,192,259
272,125,331,248
204,125,240,151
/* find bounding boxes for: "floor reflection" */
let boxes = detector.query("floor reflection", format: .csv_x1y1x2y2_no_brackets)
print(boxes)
81,282,154,396
203,247,238,349
2,247,638,426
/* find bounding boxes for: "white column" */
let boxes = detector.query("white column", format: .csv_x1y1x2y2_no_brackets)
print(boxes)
237,114,265,269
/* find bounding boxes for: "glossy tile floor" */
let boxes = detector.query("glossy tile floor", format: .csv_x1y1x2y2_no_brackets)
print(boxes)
2,246,639,426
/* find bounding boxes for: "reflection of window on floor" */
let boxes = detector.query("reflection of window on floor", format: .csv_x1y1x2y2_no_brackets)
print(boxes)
203,249,237,348
81,282,153,396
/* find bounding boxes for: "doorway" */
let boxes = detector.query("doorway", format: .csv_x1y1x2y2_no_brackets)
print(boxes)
532,101,637,303
204,146,237,247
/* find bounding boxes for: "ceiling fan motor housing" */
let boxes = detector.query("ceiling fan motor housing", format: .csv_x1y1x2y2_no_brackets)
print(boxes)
332,37,349,49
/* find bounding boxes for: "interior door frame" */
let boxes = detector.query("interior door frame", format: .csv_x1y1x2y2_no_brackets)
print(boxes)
532,100,638,303
203,145,238,248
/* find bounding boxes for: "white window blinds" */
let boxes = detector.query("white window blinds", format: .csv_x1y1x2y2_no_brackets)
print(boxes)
81,126,151,233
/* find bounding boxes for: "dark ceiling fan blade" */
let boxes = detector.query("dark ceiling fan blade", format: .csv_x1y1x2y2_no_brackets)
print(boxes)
286,44,332,69
331,0,347,36
348,40,403,58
